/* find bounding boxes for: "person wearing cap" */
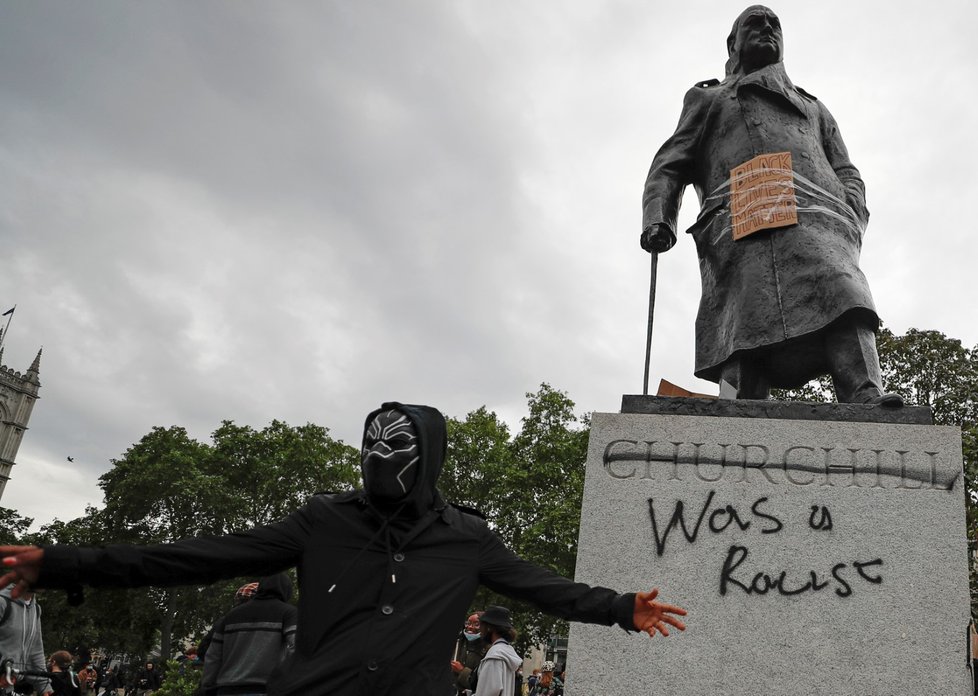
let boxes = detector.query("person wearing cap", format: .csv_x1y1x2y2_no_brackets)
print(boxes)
233,582,259,606
473,606,520,696
0,402,686,695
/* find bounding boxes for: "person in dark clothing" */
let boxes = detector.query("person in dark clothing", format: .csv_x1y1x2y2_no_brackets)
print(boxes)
450,612,486,695
101,667,123,696
202,573,297,695
197,581,259,696
0,402,687,696
134,662,160,696
47,651,79,696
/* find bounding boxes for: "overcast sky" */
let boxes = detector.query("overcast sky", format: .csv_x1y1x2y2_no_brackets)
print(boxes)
1,1,975,530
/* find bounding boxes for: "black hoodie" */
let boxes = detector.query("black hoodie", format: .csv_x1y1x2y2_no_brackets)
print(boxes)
39,403,636,696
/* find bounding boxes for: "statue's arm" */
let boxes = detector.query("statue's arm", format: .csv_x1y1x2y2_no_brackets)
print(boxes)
819,102,869,230
641,86,710,252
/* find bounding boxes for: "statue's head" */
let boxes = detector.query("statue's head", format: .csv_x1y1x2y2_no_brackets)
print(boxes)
726,5,783,76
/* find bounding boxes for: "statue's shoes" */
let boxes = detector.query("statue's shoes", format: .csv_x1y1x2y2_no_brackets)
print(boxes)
867,392,904,407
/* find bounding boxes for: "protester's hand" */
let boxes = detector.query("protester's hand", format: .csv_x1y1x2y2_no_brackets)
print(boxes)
0,545,43,597
450,660,463,673
633,588,687,638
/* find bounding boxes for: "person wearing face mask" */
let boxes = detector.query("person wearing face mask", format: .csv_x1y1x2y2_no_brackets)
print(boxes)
0,402,687,696
451,612,486,695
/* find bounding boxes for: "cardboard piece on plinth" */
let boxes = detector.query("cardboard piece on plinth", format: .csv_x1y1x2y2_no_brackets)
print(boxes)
567,406,971,696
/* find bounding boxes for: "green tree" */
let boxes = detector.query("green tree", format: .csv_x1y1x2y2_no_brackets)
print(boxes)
0,506,33,544
37,421,358,660
209,420,360,529
442,384,590,653
155,659,202,696
96,427,230,657
30,507,160,656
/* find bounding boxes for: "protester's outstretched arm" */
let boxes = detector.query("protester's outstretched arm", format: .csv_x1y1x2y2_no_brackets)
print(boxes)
0,545,43,597
2,500,319,599
633,589,687,638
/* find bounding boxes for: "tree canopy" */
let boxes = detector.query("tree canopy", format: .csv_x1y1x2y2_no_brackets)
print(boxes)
11,420,360,659
440,384,590,652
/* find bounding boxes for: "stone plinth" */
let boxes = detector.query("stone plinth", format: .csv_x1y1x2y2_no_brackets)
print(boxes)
567,404,971,695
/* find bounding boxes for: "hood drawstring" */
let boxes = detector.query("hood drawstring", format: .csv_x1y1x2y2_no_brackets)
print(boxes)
386,526,396,585
327,499,408,594
327,501,444,595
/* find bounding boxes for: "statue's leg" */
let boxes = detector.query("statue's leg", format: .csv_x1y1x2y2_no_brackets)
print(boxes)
825,319,903,406
719,356,771,400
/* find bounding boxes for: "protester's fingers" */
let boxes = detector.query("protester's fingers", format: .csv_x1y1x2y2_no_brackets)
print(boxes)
661,614,687,631
649,601,687,616
0,545,32,554
1,546,42,566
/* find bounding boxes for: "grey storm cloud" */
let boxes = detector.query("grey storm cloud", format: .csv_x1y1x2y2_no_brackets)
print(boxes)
0,0,976,528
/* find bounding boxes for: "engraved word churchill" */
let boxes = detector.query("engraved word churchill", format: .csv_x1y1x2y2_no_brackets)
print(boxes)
603,439,958,490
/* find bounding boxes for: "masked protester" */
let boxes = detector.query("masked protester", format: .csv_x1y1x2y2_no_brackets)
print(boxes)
47,650,78,696
450,612,485,695
0,402,686,696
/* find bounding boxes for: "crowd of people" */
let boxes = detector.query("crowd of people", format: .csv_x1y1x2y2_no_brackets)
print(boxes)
2,646,163,696
3,584,568,696
0,579,172,696
450,606,566,696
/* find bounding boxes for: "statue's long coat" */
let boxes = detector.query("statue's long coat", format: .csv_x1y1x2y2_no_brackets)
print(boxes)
642,63,878,386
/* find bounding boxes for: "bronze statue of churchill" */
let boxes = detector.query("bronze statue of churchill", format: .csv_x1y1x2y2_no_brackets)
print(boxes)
641,5,901,405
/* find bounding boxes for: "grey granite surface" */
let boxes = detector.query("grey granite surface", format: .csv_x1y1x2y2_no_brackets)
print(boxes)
567,412,970,695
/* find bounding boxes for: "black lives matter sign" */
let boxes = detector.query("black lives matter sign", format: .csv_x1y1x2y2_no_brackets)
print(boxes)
730,152,798,240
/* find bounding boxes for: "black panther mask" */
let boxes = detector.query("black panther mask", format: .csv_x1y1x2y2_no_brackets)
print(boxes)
361,409,420,501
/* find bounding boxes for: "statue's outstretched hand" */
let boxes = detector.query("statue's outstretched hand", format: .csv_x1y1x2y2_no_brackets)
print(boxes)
633,588,687,638
0,545,43,597
640,224,676,254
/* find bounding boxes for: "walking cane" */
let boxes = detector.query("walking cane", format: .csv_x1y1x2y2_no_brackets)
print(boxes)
642,252,659,396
